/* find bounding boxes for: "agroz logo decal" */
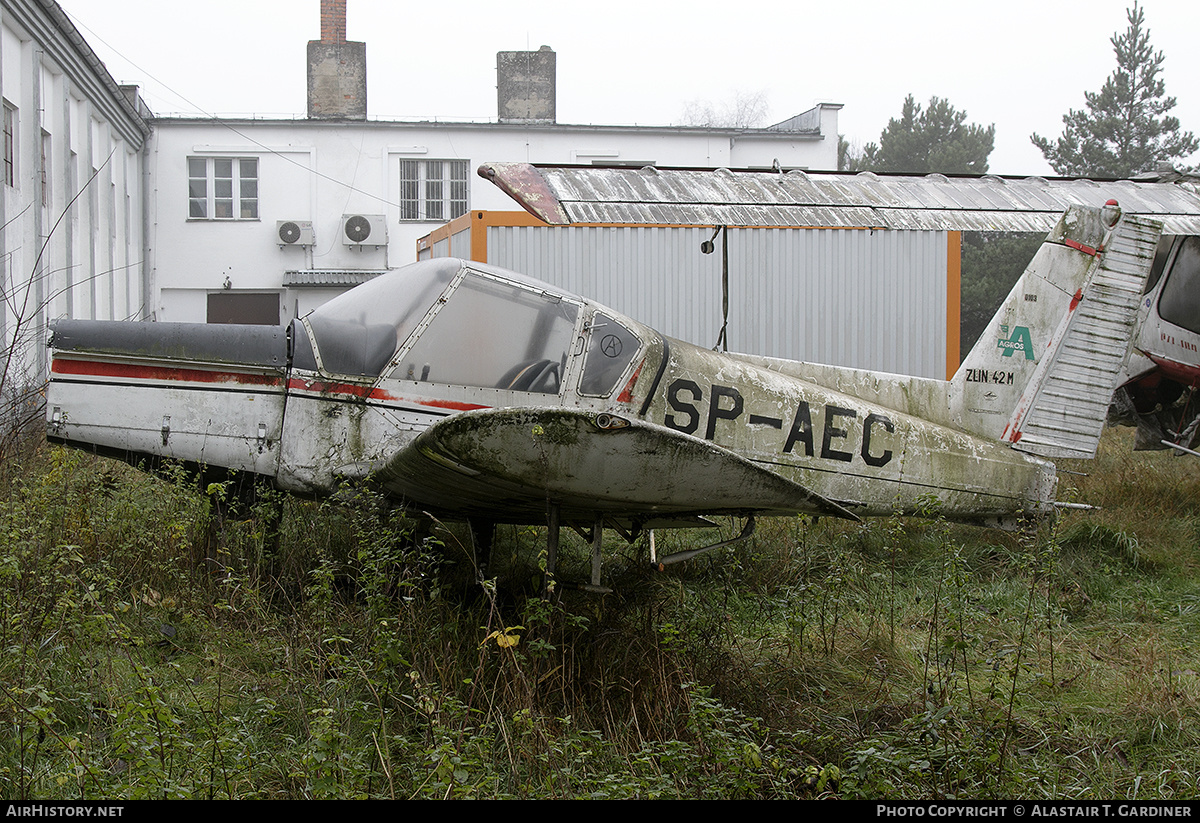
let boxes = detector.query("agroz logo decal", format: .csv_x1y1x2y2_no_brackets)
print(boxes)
997,325,1034,360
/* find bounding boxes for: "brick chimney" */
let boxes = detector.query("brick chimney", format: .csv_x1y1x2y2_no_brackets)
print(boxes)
307,0,367,120
320,0,346,43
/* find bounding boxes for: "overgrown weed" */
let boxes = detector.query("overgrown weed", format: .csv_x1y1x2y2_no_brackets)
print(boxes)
5,431,1200,797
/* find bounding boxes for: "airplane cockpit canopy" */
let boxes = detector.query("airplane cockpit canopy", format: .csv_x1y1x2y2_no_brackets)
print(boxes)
297,259,585,394
393,267,581,394
301,258,461,377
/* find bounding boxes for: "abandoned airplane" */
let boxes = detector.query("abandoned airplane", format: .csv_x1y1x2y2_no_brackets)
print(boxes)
45,201,1159,586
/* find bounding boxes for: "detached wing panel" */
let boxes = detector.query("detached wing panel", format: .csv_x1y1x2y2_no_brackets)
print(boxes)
378,407,858,524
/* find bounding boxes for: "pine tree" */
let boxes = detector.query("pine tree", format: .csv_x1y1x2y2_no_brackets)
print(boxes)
859,95,994,174
1031,3,1198,178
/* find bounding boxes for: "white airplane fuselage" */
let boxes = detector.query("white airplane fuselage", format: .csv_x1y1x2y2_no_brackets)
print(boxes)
46,204,1158,533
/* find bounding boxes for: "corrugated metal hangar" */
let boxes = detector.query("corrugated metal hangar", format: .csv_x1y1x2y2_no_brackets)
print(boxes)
419,210,955,380
415,165,1200,380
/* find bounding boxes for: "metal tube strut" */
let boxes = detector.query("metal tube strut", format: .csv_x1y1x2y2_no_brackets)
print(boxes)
653,515,756,569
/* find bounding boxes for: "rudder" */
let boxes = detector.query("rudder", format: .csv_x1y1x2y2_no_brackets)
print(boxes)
951,204,1161,458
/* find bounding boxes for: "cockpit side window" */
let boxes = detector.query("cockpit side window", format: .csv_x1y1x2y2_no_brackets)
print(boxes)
1144,235,1177,295
578,312,642,397
304,259,459,377
1158,236,1200,335
397,273,580,394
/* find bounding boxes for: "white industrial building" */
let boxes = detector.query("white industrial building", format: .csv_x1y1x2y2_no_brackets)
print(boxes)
141,0,840,330
1,0,891,383
0,0,149,385
146,107,842,327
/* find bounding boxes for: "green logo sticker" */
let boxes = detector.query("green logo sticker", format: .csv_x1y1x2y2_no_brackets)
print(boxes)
997,325,1034,360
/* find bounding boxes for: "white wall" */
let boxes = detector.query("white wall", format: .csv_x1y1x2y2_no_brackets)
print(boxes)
147,112,838,324
0,0,148,385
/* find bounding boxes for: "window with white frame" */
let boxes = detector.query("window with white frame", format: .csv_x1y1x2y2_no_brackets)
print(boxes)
188,157,258,219
399,159,469,221
40,131,50,208
3,103,15,188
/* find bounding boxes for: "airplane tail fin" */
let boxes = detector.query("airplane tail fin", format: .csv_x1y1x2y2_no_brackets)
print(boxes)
951,204,1161,459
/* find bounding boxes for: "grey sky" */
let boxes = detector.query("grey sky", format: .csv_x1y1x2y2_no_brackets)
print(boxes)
58,0,1200,176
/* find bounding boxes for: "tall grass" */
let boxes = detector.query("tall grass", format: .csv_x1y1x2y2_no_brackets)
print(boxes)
3,427,1200,798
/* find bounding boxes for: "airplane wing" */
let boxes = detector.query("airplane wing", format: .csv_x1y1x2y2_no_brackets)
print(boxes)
376,407,860,527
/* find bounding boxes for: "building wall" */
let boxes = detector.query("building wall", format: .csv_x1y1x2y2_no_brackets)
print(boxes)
146,113,839,325
0,0,148,385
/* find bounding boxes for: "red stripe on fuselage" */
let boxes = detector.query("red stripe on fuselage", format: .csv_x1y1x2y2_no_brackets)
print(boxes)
416,397,491,411
617,361,644,404
1147,354,1200,386
51,358,283,387
285,378,489,411
287,378,383,399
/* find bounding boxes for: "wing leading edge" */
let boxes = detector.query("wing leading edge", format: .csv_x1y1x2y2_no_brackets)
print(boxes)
377,407,860,526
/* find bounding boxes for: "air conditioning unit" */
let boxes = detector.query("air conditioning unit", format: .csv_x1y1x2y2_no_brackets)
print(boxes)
342,214,387,246
276,220,314,246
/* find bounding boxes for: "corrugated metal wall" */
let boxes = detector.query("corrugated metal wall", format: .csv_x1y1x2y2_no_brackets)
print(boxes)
450,228,472,259
424,227,473,260
483,225,949,379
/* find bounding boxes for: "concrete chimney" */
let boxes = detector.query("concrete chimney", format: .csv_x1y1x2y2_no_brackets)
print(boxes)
307,0,367,120
497,46,556,124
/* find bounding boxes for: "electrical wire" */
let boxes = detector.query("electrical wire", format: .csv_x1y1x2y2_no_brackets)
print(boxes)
63,7,403,211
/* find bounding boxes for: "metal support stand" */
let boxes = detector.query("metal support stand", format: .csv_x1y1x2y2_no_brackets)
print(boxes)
1162,438,1200,458
543,503,560,599
468,518,495,581
591,514,604,587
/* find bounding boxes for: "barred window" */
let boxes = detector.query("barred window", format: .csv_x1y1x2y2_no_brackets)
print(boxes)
399,159,469,221
188,157,258,220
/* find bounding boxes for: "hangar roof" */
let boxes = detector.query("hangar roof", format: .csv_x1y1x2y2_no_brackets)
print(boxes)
479,162,1200,234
